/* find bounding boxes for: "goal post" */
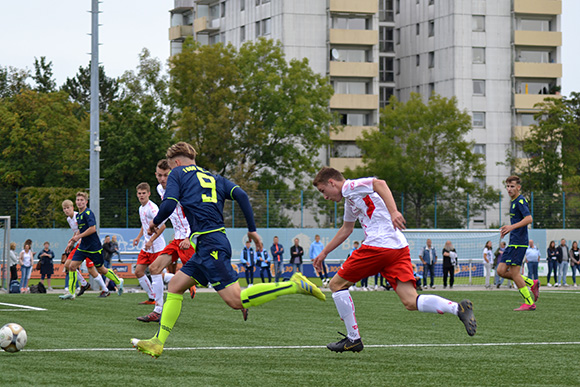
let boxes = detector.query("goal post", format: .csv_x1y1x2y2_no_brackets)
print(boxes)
0,216,11,291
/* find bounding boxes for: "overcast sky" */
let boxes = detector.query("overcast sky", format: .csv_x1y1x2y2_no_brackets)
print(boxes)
0,0,578,96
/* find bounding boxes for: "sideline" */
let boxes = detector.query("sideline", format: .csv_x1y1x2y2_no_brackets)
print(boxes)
0,302,47,311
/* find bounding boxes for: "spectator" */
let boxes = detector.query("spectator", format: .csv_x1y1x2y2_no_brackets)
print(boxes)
310,235,329,286
483,241,493,289
546,241,559,287
111,235,122,263
494,241,506,288
569,241,579,288
9,242,18,282
102,235,114,269
19,242,34,293
240,240,255,287
270,236,285,282
442,240,457,289
37,241,55,290
557,238,569,286
289,238,304,274
420,239,437,289
411,263,423,291
525,239,540,281
256,249,271,283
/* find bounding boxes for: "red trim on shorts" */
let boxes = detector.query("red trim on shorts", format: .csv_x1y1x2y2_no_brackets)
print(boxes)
137,250,161,265
337,245,415,291
159,239,195,264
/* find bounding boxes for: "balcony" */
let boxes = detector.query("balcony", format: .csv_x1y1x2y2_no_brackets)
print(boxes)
169,25,193,41
514,93,561,111
514,0,561,15
329,29,378,46
514,62,562,78
194,16,220,34
329,157,365,172
330,126,376,141
329,62,378,78
329,0,378,14
513,125,532,140
330,94,379,110
514,30,561,47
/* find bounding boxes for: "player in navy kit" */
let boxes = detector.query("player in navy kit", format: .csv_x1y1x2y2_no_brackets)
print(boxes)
497,175,539,311
131,142,325,358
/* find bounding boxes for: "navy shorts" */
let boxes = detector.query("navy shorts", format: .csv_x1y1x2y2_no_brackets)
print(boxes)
500,245,527,266
180,232,238,291
72,248,104,267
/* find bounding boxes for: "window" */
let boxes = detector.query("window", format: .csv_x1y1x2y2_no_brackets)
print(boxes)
473,80,485,95
380,87,395,108
255,0,260,5
332,141,362,158
379,27,394,53
210,4,220,20
473,144,486,156
396,58,400,75
333,80,370,95
416,23,420,35
396,0,400,14
429,0,434,4
255,21,260,37
428,20,434,37
428,82,435,96
241,0,245,11
263,0,270,3
517,81,550,95
221,1,226,17
473,112,485,127
472,15,485,31
428,51,435,68
330,47,371,62
379,0,394,22
333,16,369,30
519,18,551,32
517,50,551,63
519,113,538,126
416,85,421,94
416,54,420,66
209,34,220,45
473,47,485,64
396,28,400,44
182,11,193,25
338,111,371,126
379,57,394,82
240,25,246,42
262,18,271,35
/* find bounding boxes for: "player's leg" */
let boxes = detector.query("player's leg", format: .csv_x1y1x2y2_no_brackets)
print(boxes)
87,263,107,293
139,254,172,321
135,263,155,303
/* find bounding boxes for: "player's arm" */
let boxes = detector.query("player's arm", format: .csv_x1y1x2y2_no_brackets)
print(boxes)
313,221,355,272
145,223,166,250
73,225,97,242
133,227,144,247
500,215,532,238
372,178,406,230
149,198,178,235
231,187,263,252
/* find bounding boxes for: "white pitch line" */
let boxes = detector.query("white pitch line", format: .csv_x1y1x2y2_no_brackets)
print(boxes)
0,302,47,311
21,341,580,353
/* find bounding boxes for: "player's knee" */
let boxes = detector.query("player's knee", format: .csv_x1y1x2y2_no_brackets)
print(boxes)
401,298,418,311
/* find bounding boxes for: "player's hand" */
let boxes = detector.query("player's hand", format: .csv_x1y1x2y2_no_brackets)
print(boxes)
145,241,153,250
500,225,512,238
313,253,327,272
247,231,263,252
147,220,158,236
179,239,191,250
132,238,139,247
391,210,406,231
71,234,80,243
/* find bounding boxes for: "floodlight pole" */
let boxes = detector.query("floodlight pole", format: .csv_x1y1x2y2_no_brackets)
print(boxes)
90,0,101,230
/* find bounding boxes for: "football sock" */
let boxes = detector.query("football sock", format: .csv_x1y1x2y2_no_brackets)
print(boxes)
416,294,458,315
520,275,534,287
163,273,175,284
68,271,77,295
104,269,121,285
332,290,360,340
94,275,107,292
240,281,298,307
138,275,155,300
518,287,534,305
155,292,183,345
151,274,164,314
76,270,88,286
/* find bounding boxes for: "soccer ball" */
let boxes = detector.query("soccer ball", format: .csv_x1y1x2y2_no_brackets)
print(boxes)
0,323,27,353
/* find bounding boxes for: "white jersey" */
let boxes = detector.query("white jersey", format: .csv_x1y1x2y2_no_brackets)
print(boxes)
342,177,408,249
67,212,79,233
157,184,191,240
139,200,166,253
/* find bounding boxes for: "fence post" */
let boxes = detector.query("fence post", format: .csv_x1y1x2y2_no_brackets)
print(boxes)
434,193,437,228
499,191,501,226
466,193,470,229
266,189,269,229
15,189,19,228
468,259,472,285
531,191,534,229
563,191,566,229
125,189,129,228
300,190,304,228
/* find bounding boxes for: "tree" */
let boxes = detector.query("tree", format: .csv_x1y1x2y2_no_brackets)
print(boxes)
0,65,30,98
351,93,498,228
61,63,119,113
32,57,56,93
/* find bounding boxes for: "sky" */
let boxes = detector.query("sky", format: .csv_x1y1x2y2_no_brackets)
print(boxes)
0,0,579,96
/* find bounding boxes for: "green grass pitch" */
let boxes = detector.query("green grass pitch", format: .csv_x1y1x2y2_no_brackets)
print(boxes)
1,287,579,386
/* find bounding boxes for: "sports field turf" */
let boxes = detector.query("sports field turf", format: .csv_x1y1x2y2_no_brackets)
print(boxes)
1,287,579,386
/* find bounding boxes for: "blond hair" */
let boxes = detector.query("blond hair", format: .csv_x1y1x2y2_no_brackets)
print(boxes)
166,142,197,160
10,242,16,250
62,199,73,208
76,191,89,201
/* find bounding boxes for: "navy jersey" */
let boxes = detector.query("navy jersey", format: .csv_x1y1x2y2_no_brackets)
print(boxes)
76,208,102,252
162,165,239,235
508,194,531,246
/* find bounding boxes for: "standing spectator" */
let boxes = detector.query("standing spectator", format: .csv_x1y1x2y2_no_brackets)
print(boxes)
270,236,285,282
482,241,493,289
557,238,569,287
19,243,34,293
240,240,255,287
420,239,437,289
546,241,559,287
9,242,18,282
569,241,579,287
494,242,506,288
289,238,304,274
37,241,55,290
111,235,122,263
310,235,329,286
256,249,271,283
525,240,540,281
102,235,114,269
442,240,457,289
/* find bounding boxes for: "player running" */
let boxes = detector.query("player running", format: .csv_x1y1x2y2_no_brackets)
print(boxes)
312,167,476,353
131,142,325,358
60,192,124,300
136,160,196,323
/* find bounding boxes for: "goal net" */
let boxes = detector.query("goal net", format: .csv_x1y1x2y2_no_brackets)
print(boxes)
0,216,11,291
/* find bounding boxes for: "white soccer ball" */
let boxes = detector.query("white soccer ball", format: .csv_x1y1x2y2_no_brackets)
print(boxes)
0,323,27,353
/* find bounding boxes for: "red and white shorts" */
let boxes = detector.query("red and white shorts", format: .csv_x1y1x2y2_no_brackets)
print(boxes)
159,239,195,264
137,250,162,266
67,245,95,268
338,245,415,291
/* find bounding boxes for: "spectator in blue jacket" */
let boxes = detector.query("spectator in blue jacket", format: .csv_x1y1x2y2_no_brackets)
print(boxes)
270,236,285,282
256,249,271,283
240,240,255,287
309,235,329,286
420,239,437,289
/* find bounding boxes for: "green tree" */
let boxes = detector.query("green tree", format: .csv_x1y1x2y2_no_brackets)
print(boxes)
351,93,498,228
32,57,56,93
61,63,119,113
0,65,30,98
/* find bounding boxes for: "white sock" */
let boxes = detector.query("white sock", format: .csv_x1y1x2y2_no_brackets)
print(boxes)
138,275,154,300
332,290,360,340
151,274,164,314
163,273,174,284
77,270,87,286
93,275,107,292
416,294,458,315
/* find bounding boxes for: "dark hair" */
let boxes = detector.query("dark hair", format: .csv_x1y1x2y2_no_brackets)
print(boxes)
157,159,170,170
313,167,345,187
505,175,521,185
